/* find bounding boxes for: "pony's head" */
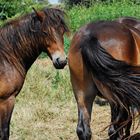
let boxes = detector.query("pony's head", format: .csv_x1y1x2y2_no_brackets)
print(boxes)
31,8,69,69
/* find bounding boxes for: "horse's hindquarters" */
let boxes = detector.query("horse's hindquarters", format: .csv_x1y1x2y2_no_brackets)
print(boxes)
68,33,99,140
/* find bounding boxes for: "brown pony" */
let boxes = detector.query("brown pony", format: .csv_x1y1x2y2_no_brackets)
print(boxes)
0,7,69,140
68,20,140,140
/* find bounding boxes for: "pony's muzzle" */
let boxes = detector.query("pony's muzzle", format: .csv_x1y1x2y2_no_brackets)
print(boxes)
53,57,67,69
51,51,67,69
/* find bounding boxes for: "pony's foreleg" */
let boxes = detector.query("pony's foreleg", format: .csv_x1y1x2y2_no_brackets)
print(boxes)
70,74,97,140
108,103,132,140
0,95,15,140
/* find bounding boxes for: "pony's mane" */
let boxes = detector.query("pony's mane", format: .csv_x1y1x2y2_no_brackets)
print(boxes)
42,8,69,37
1,7,69,38
1,14,29,27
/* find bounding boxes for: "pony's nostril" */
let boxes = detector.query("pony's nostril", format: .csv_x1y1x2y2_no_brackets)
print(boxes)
56,58,67,65
56,58,60,63
56,58,61,66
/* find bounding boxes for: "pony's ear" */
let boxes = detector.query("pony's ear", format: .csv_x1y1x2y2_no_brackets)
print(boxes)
32,7,43,22
30,7,43,32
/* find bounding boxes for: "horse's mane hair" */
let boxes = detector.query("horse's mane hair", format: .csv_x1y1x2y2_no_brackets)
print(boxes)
0,7,69,76
1,7,69,40
42,8,69,37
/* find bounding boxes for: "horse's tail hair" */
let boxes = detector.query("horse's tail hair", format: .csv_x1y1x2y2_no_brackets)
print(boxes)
81,34,140,111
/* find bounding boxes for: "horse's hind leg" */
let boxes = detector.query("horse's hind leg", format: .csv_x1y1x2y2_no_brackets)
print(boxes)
0,95,15,140
108,104,121,139
69,52,98,140
108,103,132,140
70,74,97,140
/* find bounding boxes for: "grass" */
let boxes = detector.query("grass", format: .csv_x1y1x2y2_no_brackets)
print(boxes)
9,58,111,140
68,2,140,32
10,59,77,140
63,2,140,52
10,58,140,140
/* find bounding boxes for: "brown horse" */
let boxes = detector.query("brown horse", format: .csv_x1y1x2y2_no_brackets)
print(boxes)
0,7,69,140
68,20,140,140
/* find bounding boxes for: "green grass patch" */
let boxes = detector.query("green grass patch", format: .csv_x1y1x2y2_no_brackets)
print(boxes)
68,2,140,32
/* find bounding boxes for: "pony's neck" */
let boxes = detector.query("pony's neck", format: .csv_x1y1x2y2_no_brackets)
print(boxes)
1,18,42,72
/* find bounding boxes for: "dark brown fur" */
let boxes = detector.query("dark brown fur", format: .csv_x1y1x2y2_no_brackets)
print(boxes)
116,17,140,30
68,20,140,140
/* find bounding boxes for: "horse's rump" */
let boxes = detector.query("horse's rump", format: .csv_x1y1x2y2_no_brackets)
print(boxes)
116,17,140,31
80,21,140,113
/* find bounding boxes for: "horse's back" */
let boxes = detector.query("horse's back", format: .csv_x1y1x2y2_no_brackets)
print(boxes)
116,17,140,30
69,21,138,65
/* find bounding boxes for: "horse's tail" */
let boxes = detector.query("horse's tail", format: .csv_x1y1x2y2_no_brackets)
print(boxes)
81,34,140,111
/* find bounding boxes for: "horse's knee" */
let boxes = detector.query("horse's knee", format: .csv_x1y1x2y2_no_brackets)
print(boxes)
76,122,91,140
108,125,119,139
